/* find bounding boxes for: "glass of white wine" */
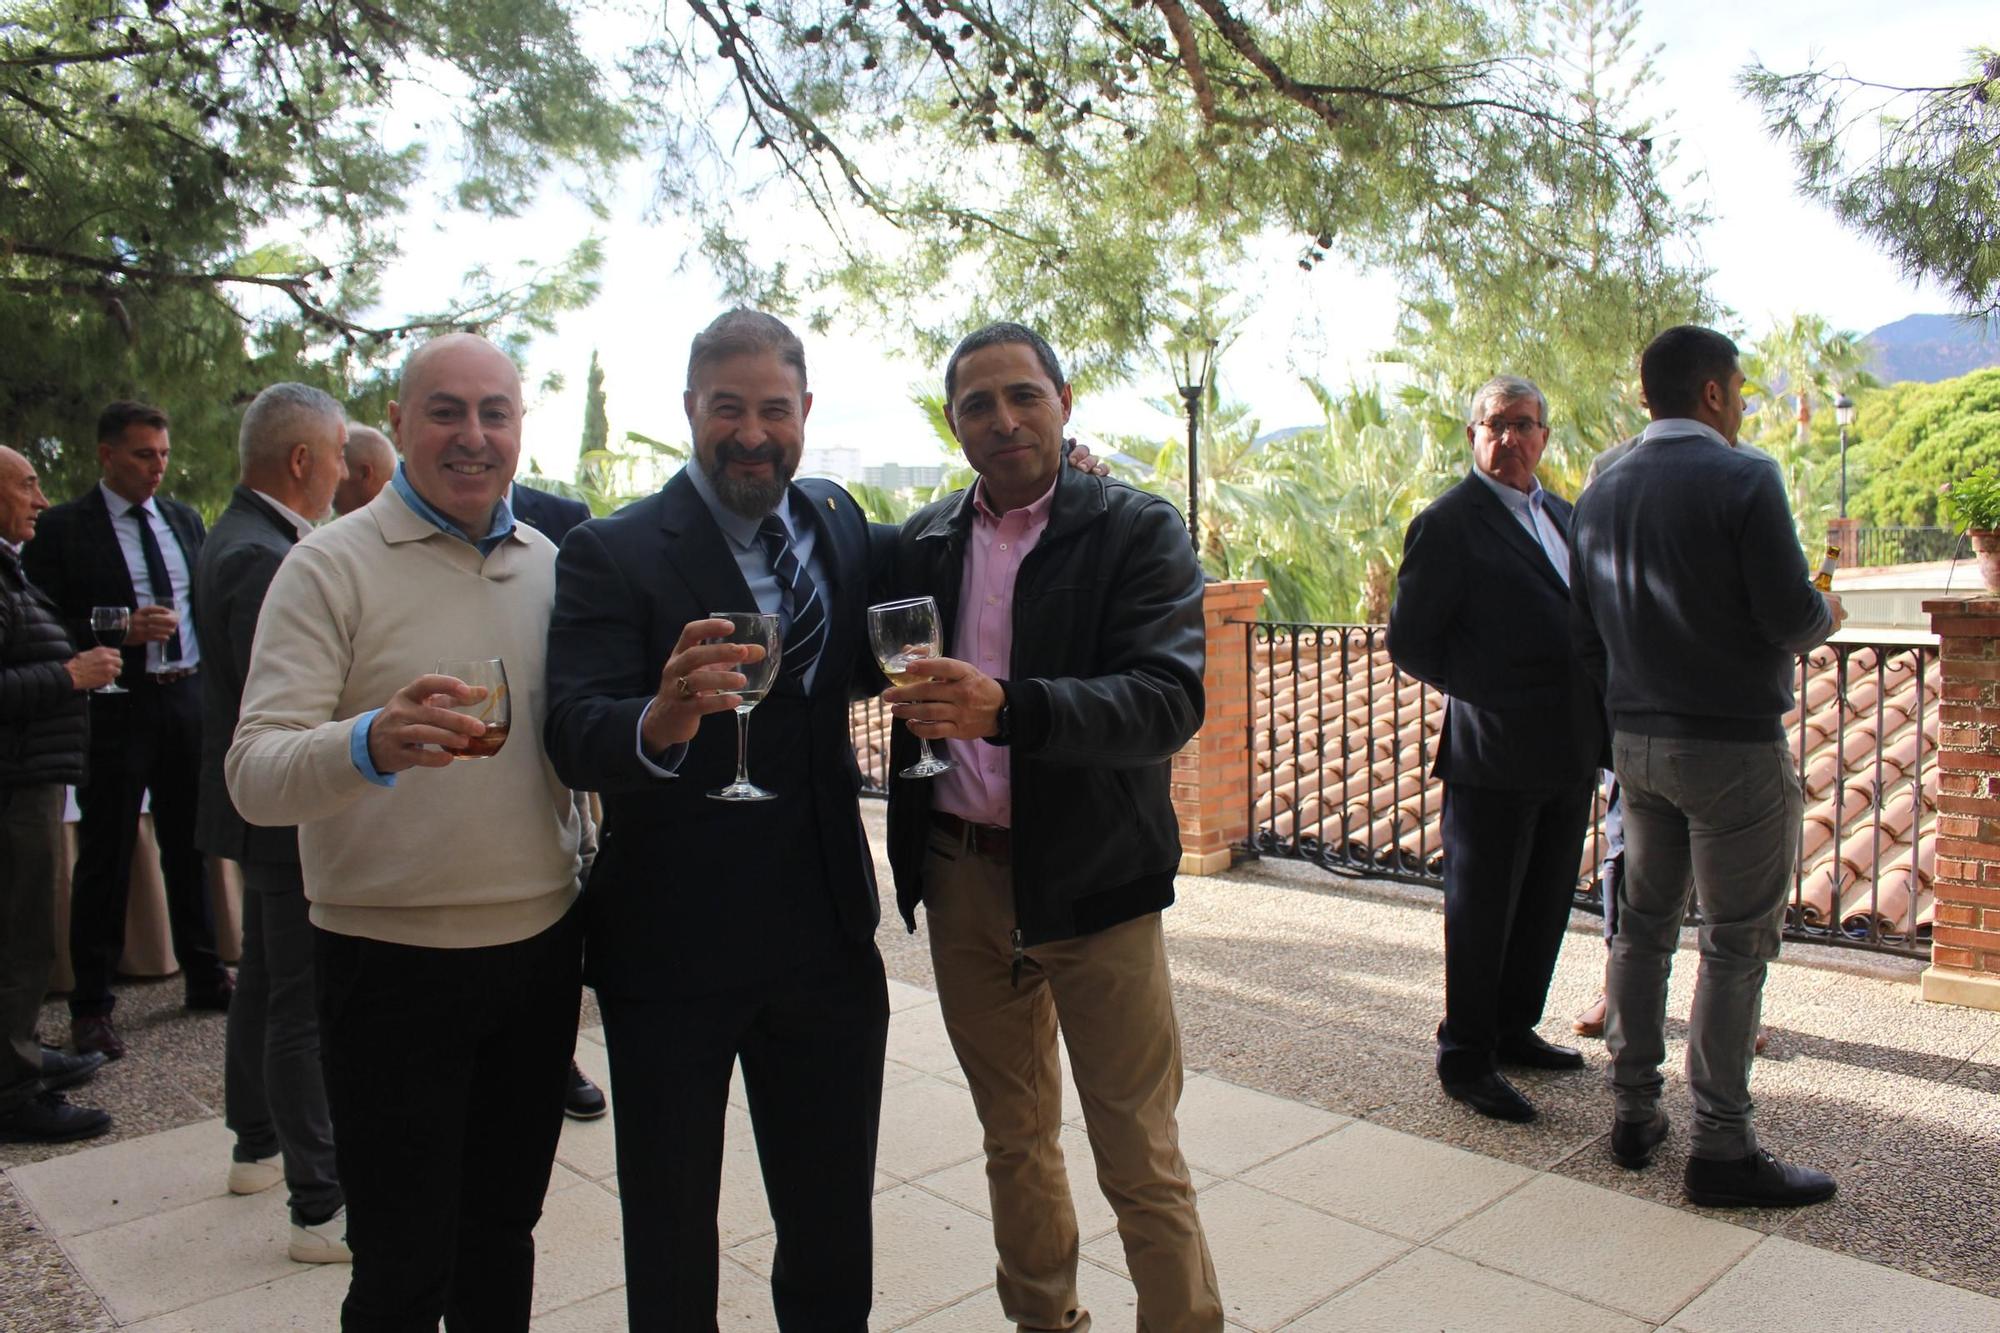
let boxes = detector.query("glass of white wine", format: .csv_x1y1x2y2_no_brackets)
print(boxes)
707,611,783,802
433,658,510,760
868,595,956,780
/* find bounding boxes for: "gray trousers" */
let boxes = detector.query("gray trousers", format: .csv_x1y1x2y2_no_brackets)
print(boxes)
0,784,60,1112
224,861,341,1225
1605,732,1800,1160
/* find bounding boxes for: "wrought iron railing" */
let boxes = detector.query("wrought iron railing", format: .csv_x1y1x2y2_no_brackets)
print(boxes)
852,696,892,797
1246,621,1938,959
1853,525,1961,568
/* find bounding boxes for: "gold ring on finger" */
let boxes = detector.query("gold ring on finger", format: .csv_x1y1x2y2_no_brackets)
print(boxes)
676,675,695,700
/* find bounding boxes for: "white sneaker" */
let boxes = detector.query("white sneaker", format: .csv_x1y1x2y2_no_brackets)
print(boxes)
289,1207,352,1264
227,1155,282,1195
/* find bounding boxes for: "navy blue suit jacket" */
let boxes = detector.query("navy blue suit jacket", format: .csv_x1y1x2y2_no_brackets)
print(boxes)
1386,472,1606,791
542,470,882,995
511,483,592,548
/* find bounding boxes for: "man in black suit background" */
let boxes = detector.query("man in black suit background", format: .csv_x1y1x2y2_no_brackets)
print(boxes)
195,383,350,1262
510,481,591,548
23,400,230,1059
544,309,888,1330
1386,375,1606,1123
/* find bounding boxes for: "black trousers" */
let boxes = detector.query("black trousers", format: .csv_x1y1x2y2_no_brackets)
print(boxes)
601,943,888,1333
1435,780,1594,1083
315,907,582,1333
1,784,62,1110
69,674,220,1016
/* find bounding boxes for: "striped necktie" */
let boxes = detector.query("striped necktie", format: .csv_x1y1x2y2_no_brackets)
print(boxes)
757,513,825,687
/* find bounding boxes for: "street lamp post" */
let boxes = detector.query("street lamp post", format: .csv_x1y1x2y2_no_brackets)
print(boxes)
1834,393,1857,517
1169,327,1217,553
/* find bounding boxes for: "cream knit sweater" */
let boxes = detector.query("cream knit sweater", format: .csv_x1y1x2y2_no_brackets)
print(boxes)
227,486,583,948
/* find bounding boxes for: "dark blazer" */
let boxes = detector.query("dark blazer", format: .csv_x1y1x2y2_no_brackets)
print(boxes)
21,485,205,753
1386,471,1605,791
512,484,591,548
543,470,882,995
192,487,302,863
883,467,1205,946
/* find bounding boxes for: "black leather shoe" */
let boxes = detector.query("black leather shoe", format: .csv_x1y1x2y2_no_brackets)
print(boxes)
185,972,235,1013
563,1062,607,1121
1611,1111,1669,1169
1685,1149,1837,1208
1497,1031,1587,1070
0,1091,112,1144
1442,1072,1536,1123
39,1047,107,1094
73,1015,126,1060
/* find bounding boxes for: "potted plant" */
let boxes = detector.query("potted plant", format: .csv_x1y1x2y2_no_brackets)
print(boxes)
1942,464,2000,591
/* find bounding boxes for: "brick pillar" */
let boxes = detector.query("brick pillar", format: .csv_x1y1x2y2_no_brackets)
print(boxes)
1922,595,2000,1011
1173,579,1267,876
1826,515,1860,568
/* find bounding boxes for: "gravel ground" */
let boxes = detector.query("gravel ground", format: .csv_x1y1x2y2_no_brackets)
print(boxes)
6,799,1996,1324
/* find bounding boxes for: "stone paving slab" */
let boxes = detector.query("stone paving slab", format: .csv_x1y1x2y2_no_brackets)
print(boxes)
12,996,2000,1332
7,805,1999,1327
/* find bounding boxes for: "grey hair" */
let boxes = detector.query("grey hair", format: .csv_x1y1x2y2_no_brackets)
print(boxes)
239,383,344,472
1468,375,1547,426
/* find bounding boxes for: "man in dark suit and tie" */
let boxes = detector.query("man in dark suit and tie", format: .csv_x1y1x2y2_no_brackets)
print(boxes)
195,383,349,1261
544,309,888,1330
1386,375,1606,1123
23,400,230,1059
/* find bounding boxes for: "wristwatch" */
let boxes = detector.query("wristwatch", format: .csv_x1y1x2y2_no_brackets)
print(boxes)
988,686,1013,746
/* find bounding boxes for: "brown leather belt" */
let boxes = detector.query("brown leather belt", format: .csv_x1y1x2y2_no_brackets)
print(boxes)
931,810,1012,864
149,668,197,684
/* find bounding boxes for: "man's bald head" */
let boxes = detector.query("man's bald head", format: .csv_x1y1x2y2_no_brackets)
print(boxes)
398,332,522,408
387,332,524,538
0,444,52,546
336,424,397,515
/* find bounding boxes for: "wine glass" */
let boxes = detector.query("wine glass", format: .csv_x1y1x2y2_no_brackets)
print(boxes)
433,658,510,760
88,606,130,695
868,596,956,779
706,612,783,802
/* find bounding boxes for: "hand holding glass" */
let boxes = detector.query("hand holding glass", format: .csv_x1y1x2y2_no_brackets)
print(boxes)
868,596,956,779
433,658,510,760
88,607,129,694
707,612,782,802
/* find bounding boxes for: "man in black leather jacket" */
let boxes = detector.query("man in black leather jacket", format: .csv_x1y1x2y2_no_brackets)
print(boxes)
883,323,1220,1332
0,445,120,1142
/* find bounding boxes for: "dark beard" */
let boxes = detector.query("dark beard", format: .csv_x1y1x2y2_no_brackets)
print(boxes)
705,446,792,518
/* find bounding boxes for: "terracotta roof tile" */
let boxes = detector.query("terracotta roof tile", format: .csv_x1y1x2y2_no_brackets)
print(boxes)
848,632,1941,950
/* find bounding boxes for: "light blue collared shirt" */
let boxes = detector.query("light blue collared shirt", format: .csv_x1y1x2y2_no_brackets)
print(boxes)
349,467,519,786
98,482,200,672
1471,468,1570,586
1642,417,1732,449
632,465,835,776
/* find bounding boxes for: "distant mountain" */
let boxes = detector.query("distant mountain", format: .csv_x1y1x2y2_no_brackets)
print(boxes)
1863,313,2000,384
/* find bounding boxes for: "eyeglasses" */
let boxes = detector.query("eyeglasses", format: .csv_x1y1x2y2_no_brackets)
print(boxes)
1478,416,1546,436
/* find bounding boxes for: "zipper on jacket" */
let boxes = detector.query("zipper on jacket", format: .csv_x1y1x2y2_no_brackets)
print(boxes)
1010,927,1025,988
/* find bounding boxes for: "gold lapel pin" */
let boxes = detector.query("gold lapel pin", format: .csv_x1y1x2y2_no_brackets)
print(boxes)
826,497,835,510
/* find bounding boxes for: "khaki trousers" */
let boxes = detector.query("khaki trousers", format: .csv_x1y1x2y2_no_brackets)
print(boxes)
923,829,1221,1333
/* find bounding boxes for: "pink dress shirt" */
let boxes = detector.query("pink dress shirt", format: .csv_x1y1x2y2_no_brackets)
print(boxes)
931,475,1058,829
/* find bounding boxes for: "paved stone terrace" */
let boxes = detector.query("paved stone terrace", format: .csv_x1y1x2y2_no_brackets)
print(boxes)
5,803,1998,1330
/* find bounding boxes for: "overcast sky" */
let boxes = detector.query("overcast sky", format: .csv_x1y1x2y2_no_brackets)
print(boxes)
369,2,1995,479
